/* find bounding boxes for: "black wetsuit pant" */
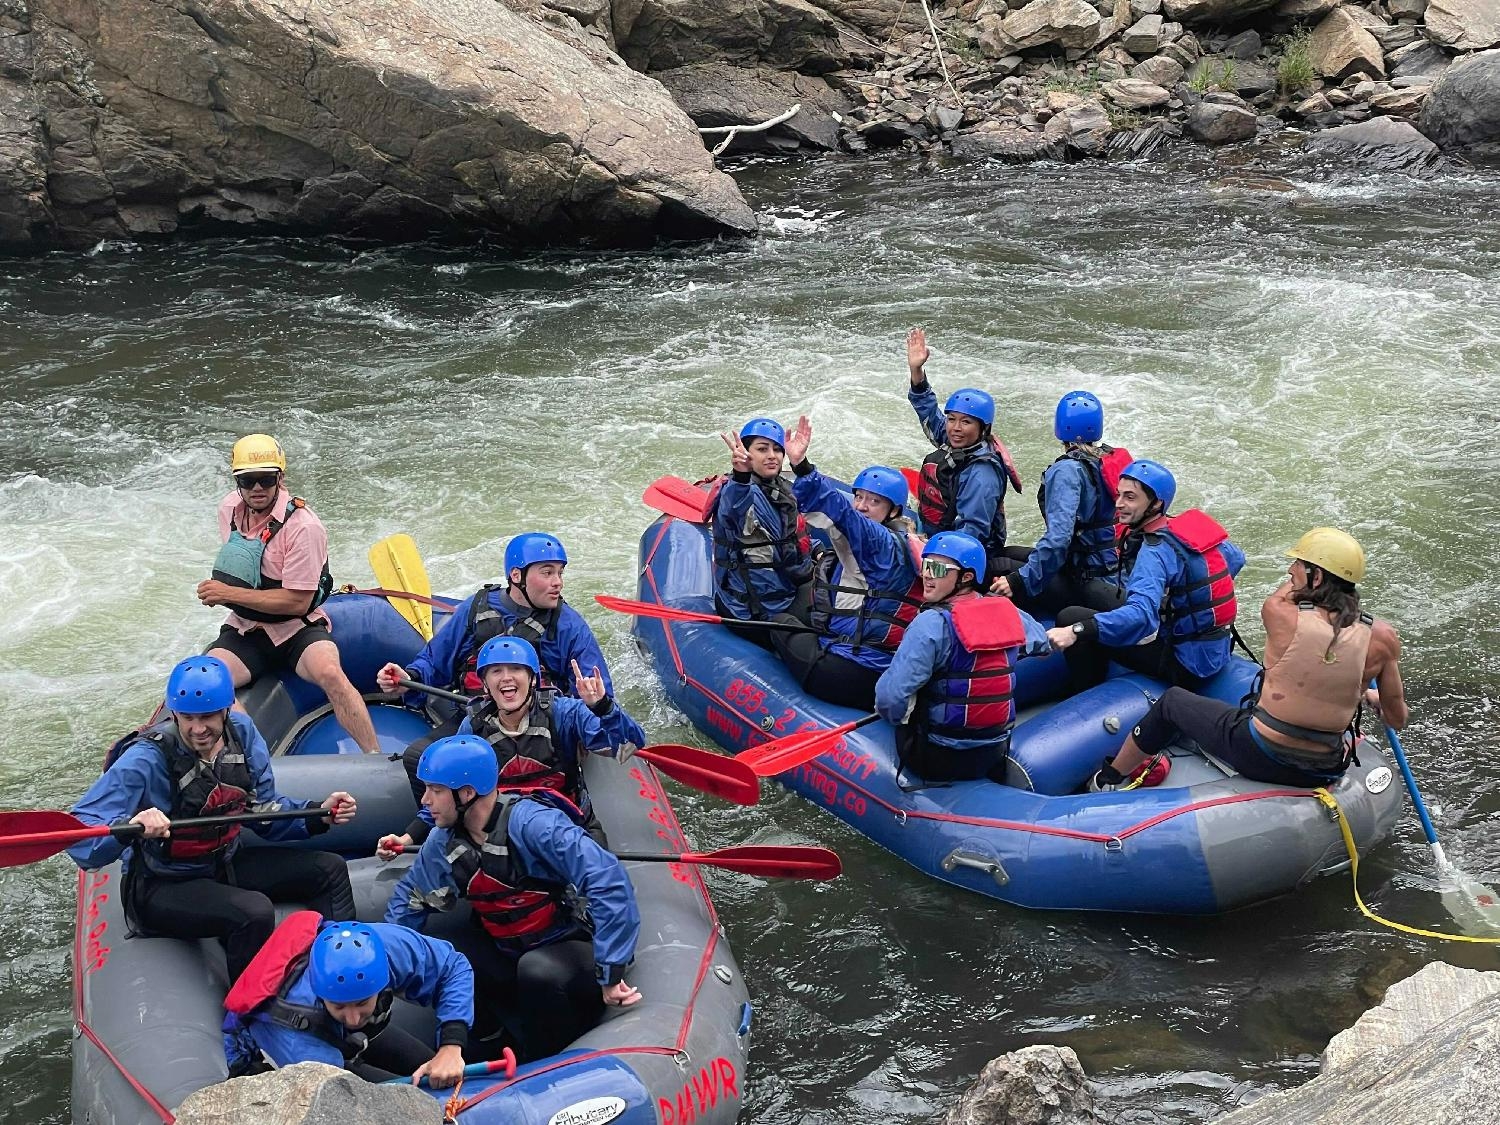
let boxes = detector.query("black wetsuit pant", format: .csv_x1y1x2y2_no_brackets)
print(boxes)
1055,605,1207,698
715,579,813,652
990,547,1125,619
447,924,603,1063
347,1024,440,1083
895,721,1010,784
129,847,355,980
1132,687,1337,789
767,624,882,711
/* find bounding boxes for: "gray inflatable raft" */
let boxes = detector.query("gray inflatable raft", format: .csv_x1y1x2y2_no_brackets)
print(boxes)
71,593,752,1125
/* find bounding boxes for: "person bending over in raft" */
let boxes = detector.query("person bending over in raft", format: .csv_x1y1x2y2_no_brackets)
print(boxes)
377,532,615,807
763,416,921,710
905,328,1023,580
1089,528,1408,792
711,417,815,648
69,656,357,981
198,434,379,754
875,533,1052,783
223,914,473,1087
1045,460,1246,763
386,735,642,1062
376,635,644,856
991,391,1134,616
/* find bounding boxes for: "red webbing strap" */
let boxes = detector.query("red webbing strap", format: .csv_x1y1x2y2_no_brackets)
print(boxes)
339,585,451,608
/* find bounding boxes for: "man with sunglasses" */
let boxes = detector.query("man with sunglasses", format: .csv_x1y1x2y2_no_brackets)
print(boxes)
875,532,1051,783
197,434,380,755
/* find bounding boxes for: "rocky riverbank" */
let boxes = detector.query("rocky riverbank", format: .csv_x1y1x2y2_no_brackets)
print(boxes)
3,0,1499,251
942,960,1500,1125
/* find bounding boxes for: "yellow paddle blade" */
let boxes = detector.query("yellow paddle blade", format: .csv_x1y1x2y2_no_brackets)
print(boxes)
368,533,434,641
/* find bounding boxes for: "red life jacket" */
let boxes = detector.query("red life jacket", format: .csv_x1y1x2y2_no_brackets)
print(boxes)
222,911,391,1063
445,794,589,954
917,438,1022,557
921,596,1026,744
1149,509,1238,642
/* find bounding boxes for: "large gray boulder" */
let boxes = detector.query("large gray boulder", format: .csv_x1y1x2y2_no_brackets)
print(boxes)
1214,963,1500,1125
1307,116,1444,168
617,0,848,72
944,1045,1103,1125
1187,99,1258,142
652,62,851,150
1426,0,1500,50
175,1063,442,1125
1162,0,1278,24
0,0,756,251
1420,47,1500,160
805,0,926,37
998,0,1103,52
1275,0,1343,19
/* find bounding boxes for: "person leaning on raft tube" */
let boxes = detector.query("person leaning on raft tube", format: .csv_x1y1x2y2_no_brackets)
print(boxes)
1045,460,1246,780
376,532,615,809
223,915,474,1087
874,532,1053,783
763,415,922,710
376,635,644,856
385,735,642,1063
197,434,381,754
905,327,1023,580
990,391,1135,617
1090,528,1408,792
711,417,816,649
68,656,357,981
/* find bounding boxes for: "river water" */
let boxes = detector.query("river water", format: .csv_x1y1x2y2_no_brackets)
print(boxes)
2,154,1499,1124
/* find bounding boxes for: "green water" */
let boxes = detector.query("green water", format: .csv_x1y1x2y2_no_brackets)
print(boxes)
2,155,1498,1123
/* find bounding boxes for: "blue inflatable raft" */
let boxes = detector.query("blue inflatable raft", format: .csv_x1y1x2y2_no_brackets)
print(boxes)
633,506,1404,915
71,592,751,1125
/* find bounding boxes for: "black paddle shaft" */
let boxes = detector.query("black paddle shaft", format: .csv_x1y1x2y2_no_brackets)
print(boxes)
112,806,330,836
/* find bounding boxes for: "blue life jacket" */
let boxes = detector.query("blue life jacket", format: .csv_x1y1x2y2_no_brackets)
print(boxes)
921,597,1026,748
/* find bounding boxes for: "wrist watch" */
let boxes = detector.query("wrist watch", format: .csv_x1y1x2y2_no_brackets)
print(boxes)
1071,621,1086,637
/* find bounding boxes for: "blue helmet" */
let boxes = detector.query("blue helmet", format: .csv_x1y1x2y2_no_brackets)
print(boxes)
738,418,786,449
943,388,995,428
1054,391,1104,443
476,635,541,678
417,734,499,796
309,923,390,1003
165,656,235,714
851,466,908,511
1121,459,1176,512
504,533,567,581
923,531,987,585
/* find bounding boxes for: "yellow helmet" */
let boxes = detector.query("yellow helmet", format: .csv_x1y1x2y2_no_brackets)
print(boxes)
230,434,286,475
1286,527,1365,584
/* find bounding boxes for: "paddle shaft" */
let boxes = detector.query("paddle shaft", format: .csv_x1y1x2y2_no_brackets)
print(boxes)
594,595,822,634
397,678,469,705
2,806,329,850
392,842,838,878
1377,685,1443,857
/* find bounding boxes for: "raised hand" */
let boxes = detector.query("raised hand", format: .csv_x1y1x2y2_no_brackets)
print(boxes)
572,660,608,708
784,415,812,466
906,327,930,383
719,430,751,474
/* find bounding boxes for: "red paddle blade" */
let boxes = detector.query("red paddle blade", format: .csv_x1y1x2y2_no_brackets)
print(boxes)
643,476,714,524
637,745,760,806
678,845,842,880
738,721,859,777
900,467,922,497
594,595,722,626
0,810,99,868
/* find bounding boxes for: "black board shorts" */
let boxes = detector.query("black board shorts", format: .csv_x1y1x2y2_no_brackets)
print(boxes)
209,622,333,681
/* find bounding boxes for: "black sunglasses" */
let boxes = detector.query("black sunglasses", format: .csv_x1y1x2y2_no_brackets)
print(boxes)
234,472,280,490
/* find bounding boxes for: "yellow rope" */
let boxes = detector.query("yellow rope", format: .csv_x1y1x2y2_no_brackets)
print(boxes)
1315,788,1500,944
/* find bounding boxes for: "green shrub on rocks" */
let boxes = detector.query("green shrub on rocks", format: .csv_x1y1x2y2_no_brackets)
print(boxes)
1277,29,1315,96
1191,58,1237,93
